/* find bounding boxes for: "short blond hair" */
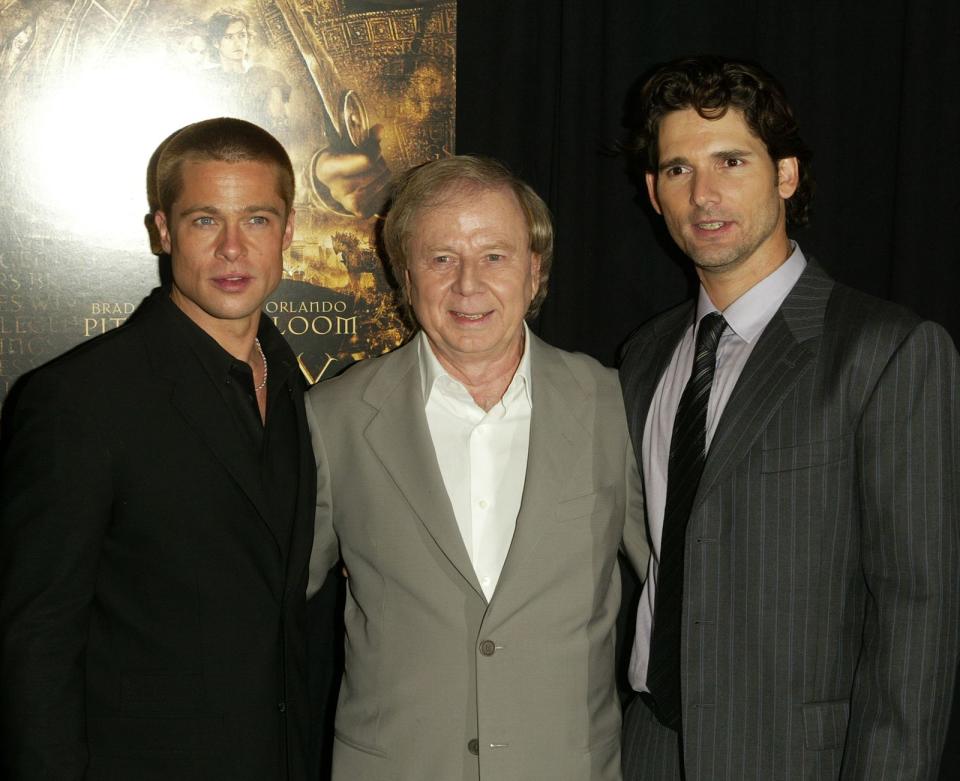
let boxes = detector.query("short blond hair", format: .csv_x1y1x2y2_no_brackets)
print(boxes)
381,155,553,321
155,117,294,217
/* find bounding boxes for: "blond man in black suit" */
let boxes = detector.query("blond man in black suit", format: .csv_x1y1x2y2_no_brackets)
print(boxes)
1,118,316,780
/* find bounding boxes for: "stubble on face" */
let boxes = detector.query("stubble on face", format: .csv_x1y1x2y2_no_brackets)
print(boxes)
647,108,798,289
682,167,785,276
155,159,293,348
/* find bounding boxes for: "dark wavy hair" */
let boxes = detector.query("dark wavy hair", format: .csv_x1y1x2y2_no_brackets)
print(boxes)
206,7,250,48
623,55,814,227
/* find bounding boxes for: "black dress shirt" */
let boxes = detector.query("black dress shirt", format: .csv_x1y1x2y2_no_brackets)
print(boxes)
160,296,302,551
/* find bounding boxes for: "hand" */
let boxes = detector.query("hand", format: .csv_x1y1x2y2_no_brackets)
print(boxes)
312,124,390,218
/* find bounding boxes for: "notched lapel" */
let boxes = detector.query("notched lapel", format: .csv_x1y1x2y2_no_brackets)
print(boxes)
168,379,281,549
494,341,588,600
697,317,812,507
621,304,693,441
140,300,281,551
695,264,832,509
362,350,484,599
286,382,318,587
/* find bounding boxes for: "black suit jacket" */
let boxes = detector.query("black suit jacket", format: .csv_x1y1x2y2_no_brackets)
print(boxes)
0,291,316,780
619,261,960,779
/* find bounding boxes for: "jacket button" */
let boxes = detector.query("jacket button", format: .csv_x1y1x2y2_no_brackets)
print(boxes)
278,702,287,712
467,738,479,755
479,639,496,656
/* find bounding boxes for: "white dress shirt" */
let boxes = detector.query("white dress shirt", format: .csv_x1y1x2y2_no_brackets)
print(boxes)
629,244,807,691
419,327,533,601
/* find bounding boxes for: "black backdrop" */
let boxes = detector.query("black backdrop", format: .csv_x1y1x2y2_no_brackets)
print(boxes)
454,0,959,774
457,0,960,360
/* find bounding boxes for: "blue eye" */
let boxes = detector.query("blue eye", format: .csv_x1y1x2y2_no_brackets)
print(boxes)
486,254,503,262
195,216,216,226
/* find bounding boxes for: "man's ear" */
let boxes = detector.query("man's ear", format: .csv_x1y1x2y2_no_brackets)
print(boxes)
154,211,172,254
645,171,662,215
529,252,541,303
777,157,799,199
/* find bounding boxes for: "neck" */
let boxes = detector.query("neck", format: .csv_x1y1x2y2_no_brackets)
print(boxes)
219,326,260,363
698,237,793,311
430,333,525,412
169,289,260,361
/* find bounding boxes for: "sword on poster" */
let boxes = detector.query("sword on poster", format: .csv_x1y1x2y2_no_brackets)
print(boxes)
272,0,370,150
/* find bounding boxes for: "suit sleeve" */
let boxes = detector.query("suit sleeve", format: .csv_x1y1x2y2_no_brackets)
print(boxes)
0,371,113,780
843,321,960,779
304,396,340,600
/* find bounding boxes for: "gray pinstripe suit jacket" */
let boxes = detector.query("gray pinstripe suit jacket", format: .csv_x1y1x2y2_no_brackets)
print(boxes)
619,261,960,779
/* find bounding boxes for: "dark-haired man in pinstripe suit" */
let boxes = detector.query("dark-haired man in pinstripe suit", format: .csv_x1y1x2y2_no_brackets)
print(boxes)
618,55,959,780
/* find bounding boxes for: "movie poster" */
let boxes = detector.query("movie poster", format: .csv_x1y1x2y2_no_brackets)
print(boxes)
0,0,456,400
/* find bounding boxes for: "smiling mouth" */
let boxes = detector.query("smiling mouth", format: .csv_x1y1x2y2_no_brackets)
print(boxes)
451,310,489,321
696,221,728,231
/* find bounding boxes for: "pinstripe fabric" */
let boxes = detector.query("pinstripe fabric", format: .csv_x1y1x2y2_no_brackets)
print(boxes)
648,312,728,727
619,262,960,780
622,696,683,780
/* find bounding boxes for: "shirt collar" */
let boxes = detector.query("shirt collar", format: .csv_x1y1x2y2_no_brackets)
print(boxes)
161,294,236,383
160,291,297,388
696,242,807,344
418,323,533,410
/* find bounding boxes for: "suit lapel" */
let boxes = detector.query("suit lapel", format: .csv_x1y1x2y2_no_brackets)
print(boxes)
139,297,281,551
362,341,485,599
621,303,694,442
283,375,317,585
494,336,587,599
694,262,833,508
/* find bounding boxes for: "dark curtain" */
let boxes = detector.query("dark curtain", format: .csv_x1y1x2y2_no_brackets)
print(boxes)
457,0,960,775
457,0,960,359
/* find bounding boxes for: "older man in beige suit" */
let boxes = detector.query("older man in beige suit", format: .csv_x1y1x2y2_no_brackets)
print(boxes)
306,155,647,780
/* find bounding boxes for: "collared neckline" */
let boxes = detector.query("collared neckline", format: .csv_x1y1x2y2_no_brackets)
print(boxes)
158,292,297,392
696,242,807,344
418,323,533,413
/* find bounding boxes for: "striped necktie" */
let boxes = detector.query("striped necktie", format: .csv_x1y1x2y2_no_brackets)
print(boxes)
646,310,727,730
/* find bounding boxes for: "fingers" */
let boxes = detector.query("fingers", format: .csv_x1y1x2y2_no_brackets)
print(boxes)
314,148,379,180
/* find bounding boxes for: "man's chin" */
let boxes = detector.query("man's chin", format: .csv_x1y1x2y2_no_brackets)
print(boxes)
684,237,753,270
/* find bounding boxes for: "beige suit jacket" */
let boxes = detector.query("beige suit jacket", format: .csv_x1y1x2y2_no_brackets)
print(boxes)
306,334,647,781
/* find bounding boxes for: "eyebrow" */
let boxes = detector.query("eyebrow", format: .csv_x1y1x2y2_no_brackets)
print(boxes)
179,204,284,218
658,156,689,172
658,148,756,172
713,148,755,160
421,240,519,254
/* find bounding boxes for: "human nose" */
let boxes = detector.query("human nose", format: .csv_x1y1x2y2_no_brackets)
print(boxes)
216,222,245,262
690,170,720,208
453,257,482,295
